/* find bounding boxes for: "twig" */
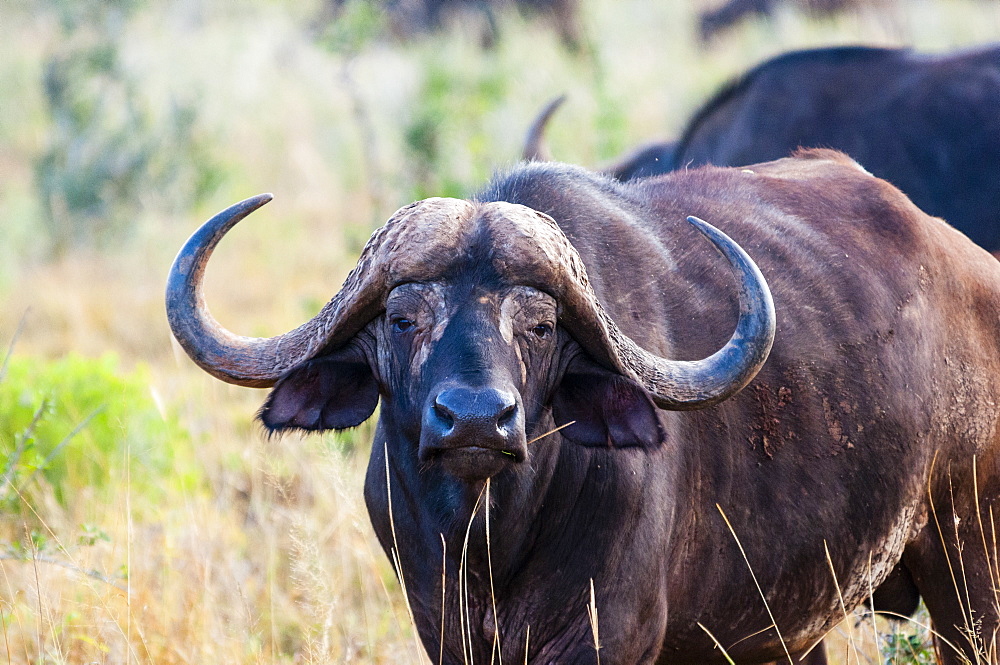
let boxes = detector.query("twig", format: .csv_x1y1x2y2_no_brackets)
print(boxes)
0,553,127,592
1,400,48,494
527,421,576,445
0,309,29,384
13,406,104,497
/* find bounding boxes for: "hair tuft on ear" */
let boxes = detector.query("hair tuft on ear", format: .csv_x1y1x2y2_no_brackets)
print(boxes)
552,363,664,448
259,353,379,434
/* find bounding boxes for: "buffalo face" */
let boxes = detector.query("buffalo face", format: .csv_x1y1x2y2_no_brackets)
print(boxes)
166,195,774,485
375,280,559,482
258,276,661,484
396,283,554,481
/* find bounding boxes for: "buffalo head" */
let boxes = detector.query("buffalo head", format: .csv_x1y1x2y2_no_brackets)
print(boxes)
166,194,774,483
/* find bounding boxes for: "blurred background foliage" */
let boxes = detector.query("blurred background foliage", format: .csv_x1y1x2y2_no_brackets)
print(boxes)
34,0,224,256
0,0,997,661
0,352,200,511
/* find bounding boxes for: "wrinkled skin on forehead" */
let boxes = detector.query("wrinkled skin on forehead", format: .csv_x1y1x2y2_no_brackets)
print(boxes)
262,198,666,475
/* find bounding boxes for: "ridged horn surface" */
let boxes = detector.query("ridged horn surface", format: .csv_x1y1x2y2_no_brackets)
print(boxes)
474,203,775,409
166,194,476,387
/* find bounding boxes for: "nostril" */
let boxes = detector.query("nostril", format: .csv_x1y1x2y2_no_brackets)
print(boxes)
431,387,520,440
433,400,455,428
497,402,517,428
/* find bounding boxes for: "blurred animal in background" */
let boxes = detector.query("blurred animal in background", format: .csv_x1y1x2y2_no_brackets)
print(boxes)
523,96,680,181
698,0,866,42
169,148,1000,665
526,44,1000,252
319,0,582,49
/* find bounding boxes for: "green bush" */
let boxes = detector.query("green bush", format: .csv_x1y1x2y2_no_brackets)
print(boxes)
403,50,509,200
880,604,935,665
33,0,224,255
0,353,202,511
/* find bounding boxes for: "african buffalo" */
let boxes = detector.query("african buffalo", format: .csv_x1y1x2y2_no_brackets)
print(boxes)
523,96,680,182
167,148,1000,664
698,0,865,42
527,45,1000,253
318,0,581,49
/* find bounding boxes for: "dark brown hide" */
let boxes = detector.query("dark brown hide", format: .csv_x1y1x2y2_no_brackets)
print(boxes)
168,150,1000,665
673,45,1000,252
536,45,1000,254
699,0,866,42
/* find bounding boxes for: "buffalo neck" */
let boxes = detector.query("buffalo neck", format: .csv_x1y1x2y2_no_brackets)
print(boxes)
364,414,682,662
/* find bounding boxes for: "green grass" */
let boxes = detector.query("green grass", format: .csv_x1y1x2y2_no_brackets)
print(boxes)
0,352,200,509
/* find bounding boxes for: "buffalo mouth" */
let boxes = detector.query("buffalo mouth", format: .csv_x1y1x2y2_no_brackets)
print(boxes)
419,443,526,482
418,385,527,481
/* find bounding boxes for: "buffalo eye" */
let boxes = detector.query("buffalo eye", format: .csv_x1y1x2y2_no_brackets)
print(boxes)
531,323,553,340
391,317,415,333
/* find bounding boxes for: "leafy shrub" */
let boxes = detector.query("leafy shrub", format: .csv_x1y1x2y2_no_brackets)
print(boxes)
0,353,201,511
403,51,508,200
33,0,224,255
883,631,936,665
880,605,936,665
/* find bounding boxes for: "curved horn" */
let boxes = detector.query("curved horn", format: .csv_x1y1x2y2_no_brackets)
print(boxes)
564,215,774,409
522,95,566,162
166,194,475,387
484,204,774,410
641,216,776,408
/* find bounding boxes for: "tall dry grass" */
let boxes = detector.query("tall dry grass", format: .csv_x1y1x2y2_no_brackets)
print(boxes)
1,0,999,662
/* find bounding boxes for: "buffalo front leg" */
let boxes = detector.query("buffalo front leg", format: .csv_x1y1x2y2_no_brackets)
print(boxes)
903,479,1000,665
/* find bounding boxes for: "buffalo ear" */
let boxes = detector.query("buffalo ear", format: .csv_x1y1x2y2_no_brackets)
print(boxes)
259,352,379,433
551,365,664,448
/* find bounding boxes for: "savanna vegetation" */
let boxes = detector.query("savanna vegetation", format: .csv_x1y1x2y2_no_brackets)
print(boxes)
1,0,998,662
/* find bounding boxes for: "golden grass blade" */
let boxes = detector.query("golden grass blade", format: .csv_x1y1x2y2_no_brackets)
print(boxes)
587,578,601,665
1,564,12,664
460,482,489,665
485,478,504,665
527,421,576,445
725,622,779,652
365,527,418,657
716,504,793,664
460,536,470,665
384,442,424,663
857,609,966,657
927,453,968,626
441,533,447,665
972,456,999,595
926,451,986,661
27,526,42,659
822,540,859,664
698,622,737,665
8,475,145,661
866,552,880,663
992,505,999,589
948,466,976,638
0,557,30,664
125,419,131,665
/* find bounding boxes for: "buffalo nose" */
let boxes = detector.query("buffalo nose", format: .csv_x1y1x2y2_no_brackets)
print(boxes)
425,387,521,450
434,386,517,432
